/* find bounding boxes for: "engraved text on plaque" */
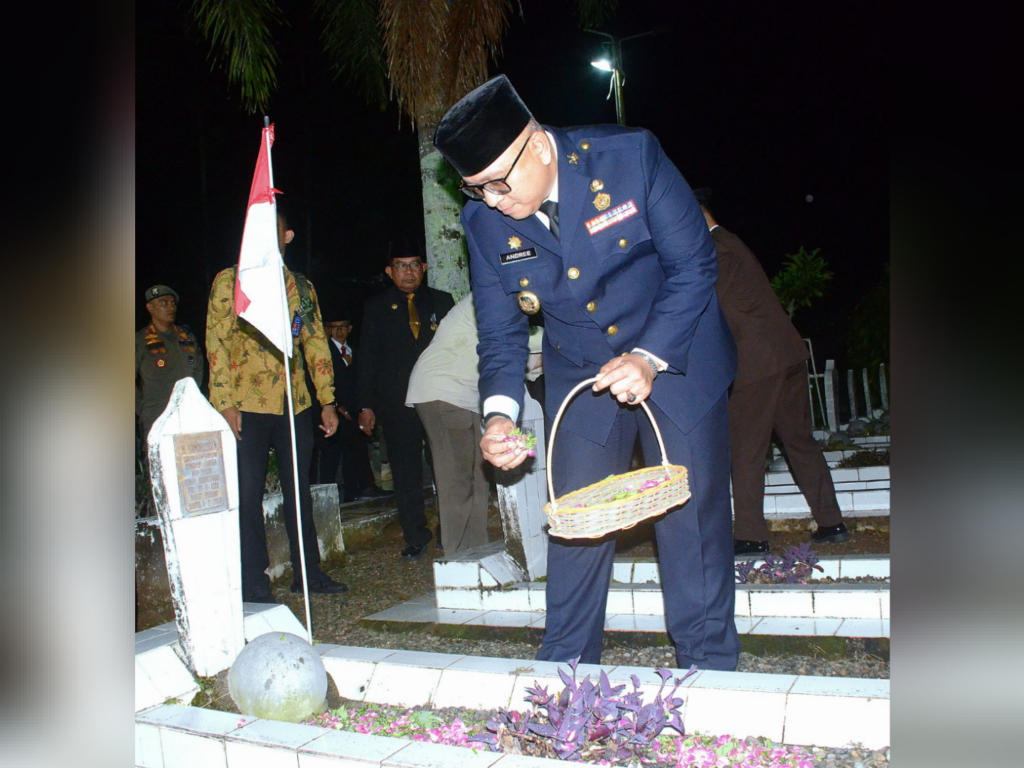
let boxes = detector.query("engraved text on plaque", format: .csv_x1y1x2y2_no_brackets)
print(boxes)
173,432,229,515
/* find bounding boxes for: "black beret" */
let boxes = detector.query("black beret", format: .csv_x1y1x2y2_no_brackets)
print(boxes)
433,75,534,177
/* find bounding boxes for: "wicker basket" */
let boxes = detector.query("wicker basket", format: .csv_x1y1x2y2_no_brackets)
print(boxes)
544,377,691,539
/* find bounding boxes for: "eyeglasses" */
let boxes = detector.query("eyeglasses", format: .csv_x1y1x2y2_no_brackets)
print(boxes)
458,135,530,200
390,261,424,273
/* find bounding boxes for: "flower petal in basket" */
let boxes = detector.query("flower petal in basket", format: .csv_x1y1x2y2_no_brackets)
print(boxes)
545,464,691,540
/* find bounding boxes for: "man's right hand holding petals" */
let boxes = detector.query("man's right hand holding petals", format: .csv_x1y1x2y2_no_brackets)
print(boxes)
480,416,528,472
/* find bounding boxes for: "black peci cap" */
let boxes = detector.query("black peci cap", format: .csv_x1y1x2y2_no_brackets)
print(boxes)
433,75,534,177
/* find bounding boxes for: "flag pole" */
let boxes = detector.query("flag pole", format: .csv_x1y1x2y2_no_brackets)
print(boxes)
266,114,314,644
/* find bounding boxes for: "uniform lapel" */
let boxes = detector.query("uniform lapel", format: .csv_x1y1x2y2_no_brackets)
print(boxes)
548,127,590,255
505,210,559,254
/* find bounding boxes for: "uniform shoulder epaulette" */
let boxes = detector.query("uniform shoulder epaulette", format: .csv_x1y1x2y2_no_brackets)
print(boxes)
562,125,644,151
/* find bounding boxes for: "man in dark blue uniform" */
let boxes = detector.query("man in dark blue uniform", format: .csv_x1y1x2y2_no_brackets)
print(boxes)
434,76,739,671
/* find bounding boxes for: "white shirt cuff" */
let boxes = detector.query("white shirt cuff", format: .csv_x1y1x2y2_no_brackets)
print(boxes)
482,395,520,424
631,347,668,371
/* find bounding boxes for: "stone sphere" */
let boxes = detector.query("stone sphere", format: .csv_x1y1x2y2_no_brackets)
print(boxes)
228,632,327,722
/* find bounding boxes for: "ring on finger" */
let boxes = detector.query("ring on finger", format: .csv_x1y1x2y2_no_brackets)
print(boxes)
627,393,637,403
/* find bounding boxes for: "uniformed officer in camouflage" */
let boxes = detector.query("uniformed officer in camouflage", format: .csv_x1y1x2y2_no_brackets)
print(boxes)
206,212,347,602
135,285,204,440
435,76,738,670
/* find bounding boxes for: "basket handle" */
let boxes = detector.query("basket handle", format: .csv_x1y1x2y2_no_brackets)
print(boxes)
545,377,671,514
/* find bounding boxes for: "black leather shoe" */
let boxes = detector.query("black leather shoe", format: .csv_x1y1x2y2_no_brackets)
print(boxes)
810,522,850,544
734,539,770,556
292,575,349,594
400,542,428,560
356,485,392,500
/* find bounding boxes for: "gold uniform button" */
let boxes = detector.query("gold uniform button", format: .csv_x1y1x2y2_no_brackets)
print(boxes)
567,267,580,279
607,325,618,336
519,277,530,287
590,179,604,192
619,238,628,248
556,343,561,350
586,301,596,312
581,141,591,151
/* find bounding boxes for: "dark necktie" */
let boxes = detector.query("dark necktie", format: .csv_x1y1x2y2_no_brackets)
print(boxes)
539,199,560,240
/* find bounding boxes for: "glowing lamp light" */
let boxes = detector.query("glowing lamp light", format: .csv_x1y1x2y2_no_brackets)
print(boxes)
591,59,614,72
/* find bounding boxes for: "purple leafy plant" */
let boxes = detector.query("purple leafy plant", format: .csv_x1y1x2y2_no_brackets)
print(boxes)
469,656,697,763
736,543,824,585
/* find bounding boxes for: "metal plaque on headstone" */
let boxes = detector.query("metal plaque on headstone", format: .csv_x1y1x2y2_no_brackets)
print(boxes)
174,432,229,515
148,377,244,677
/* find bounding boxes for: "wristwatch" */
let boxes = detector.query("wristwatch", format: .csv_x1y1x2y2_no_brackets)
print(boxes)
629,350,660,379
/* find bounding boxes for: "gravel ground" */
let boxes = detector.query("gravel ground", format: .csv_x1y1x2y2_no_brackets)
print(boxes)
191,495,889,765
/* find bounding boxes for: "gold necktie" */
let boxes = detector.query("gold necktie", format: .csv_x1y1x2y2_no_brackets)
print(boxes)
407,293,420,339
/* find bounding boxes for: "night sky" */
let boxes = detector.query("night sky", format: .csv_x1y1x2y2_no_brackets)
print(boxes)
137,0,887,369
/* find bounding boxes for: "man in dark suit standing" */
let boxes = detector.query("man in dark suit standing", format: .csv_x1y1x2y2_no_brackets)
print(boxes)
356,241,455,559
693,188,849,555
311,310,390,502
434,76,739,671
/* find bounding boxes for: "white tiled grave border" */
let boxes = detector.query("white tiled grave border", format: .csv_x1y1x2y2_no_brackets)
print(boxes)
432,556,889,625
135,603,309,714
136,649,888,767
437,555,889,591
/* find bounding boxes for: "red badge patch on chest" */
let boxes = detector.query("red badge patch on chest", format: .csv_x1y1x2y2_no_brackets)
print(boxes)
585,199,638,235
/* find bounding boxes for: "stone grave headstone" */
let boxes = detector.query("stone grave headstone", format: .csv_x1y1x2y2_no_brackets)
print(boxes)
862,368,874,418
496,390,549,580
148,377,245,677
847,369,859,422
823,359,839,433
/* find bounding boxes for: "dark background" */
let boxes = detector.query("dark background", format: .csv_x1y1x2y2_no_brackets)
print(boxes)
136,0,887,370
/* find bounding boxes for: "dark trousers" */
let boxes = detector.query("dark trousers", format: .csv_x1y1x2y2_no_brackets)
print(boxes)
313,414,375,501
729,362,843,541
237,410,321,598
378,405,432,548
538,393,738,671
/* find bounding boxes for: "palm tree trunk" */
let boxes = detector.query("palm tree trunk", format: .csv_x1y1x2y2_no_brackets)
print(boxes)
418,125,470,300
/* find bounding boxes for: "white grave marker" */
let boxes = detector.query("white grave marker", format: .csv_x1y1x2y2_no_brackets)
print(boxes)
148,377,245,677
496,390,549,580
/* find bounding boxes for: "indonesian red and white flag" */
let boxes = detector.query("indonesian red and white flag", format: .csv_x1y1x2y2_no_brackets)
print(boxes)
234,123,292,356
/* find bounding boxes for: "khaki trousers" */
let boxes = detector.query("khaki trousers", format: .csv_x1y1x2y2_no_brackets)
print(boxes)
414,401,491,555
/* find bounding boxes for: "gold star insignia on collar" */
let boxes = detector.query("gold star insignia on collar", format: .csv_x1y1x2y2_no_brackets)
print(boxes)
508,236,522,250
567,152,579,165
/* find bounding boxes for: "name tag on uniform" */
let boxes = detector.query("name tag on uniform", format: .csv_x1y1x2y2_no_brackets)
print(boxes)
499,247,538,265
585,199,638,236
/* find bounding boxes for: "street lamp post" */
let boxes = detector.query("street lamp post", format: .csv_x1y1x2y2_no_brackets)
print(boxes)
586,27,667,126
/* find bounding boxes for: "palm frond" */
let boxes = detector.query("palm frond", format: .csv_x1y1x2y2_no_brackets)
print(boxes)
379,0,448,128
190,0,282,114
442,0,513,114
577,0,619,29
313,0,388,111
